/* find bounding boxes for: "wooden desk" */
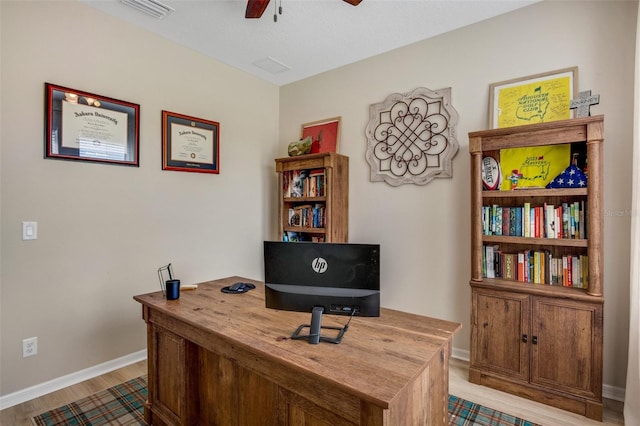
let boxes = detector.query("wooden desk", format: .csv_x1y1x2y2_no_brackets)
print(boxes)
134,276,461,425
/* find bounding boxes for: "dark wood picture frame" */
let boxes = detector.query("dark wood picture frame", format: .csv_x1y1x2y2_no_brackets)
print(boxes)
44,83,140,166
162,110,220,174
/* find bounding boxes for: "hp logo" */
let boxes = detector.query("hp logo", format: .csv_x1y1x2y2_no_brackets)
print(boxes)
311,257,328,273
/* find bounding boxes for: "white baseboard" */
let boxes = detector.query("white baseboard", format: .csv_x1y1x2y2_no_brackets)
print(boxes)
450,348,626,402
603,383,626,402
0,349,147,410
452,347,470,362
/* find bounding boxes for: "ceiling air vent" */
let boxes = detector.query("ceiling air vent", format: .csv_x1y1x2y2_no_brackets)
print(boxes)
252,57,291,75
121,0,174,19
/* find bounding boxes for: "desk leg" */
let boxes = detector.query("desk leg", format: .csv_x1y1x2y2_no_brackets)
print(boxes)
383,344,450,425
430,346,450,426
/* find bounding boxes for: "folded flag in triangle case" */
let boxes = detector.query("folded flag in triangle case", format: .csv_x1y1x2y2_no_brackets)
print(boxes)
546,164,588,188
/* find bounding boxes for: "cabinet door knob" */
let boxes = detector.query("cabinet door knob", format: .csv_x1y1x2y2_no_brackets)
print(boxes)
532,336,538,345
522,334,528,343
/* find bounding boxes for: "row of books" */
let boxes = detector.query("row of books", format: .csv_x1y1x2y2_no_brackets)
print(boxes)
482,201,586,239
283,232,325,242
483,245,588,288
282,169,325,198
288,204,325,229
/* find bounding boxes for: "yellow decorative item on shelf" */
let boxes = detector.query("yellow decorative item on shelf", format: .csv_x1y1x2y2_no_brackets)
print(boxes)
288,136,313,156
498,144,570,190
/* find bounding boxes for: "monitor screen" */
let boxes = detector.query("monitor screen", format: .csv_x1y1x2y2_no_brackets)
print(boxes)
263,241,380,317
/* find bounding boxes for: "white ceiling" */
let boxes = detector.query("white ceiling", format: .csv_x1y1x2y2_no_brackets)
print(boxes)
82,0,538,86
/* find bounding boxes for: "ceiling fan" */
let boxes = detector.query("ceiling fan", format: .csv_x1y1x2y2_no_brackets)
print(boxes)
245,0,362,19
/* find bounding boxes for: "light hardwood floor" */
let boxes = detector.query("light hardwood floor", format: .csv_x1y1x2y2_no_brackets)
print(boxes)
1,358,624,425
1,360,148,426
448,358,624,426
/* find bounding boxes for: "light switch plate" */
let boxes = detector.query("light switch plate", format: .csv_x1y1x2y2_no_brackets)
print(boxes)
22,221,37,240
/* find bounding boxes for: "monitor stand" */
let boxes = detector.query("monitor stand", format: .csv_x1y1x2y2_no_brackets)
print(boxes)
291,306,346,344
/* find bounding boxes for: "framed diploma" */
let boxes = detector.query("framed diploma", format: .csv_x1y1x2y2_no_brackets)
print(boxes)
44,83,140,166
489,67,578,129
162,111,220,174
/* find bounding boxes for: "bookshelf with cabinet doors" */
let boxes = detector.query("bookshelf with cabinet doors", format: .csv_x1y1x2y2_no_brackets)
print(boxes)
468,116,604,421
275,152,348,243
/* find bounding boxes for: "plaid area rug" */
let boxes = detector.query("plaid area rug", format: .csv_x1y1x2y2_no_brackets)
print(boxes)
448,395,540,426
33,376,539,425
32,376,147,426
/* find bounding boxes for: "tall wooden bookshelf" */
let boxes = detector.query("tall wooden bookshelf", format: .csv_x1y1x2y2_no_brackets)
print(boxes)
468,116,604,421
275,152,348,243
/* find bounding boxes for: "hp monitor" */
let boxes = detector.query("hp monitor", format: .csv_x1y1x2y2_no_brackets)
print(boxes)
263,241,380,344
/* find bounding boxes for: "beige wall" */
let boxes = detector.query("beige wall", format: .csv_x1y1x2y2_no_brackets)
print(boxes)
1,0,636,398
280,0,636,392
1,1,279,394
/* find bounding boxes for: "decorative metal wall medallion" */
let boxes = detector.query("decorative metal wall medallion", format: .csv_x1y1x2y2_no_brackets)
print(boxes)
365,87,459,186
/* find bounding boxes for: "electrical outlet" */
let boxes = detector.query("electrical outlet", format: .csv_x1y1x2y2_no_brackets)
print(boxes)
23,337,38,357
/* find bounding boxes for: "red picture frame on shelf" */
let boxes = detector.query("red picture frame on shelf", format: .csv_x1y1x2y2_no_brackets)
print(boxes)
301,117,341,154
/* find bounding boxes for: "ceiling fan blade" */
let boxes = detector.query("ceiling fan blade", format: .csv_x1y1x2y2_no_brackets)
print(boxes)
343,0,362,5
246,0,270,18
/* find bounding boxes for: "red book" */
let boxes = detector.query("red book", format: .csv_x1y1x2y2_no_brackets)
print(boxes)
517,253,525,282
502,207,511,236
